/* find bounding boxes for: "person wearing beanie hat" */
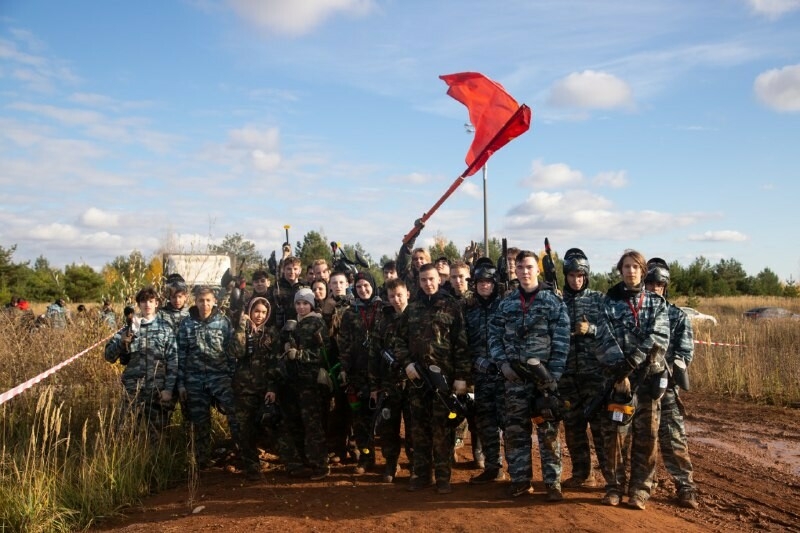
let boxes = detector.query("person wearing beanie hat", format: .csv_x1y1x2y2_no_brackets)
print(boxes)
279,284,331,480
294,287,316,310
338,269,383,473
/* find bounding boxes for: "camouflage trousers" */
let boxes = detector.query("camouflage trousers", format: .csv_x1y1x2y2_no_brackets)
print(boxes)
377,381,414,469
658,388,695,493
600,382,661,500
559,372,607,481
348,380,375,462
408,386,455,483
323,386,353,460
233,379,269,472
184,375,239,466
278,370,327,470
504,380,562,486
473,374,505,471
120,385,174,445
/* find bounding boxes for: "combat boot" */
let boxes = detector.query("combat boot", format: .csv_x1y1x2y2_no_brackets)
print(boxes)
545,483,563,502
627,493,647,510
407,474,433,492
601,490,621,506
382,460,400,483
507,481,533,498
678,489,699,509
436,479,452,494
469,468,505,485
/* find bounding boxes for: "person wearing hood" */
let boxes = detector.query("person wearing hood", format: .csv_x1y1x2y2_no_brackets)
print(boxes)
276,287,331,480
487,250,570,501
466,261,506,485
338,271,383,473
394,263,470,495
230,296,280,480
598,249,670,510
558,248,610,489
105,286,178,441
176,286,239,469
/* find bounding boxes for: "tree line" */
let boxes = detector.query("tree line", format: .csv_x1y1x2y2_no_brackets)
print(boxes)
1,234,796,305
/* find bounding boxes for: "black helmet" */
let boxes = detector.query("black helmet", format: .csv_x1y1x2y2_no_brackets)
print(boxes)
645,258,670,285
562,247,590,277
473,264,497,282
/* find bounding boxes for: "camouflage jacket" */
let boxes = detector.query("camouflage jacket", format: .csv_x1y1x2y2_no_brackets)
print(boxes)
46,304,68,328
339,297,383,379
666,302,694,366
393,289,471,382
562,287,607,377
319,294,351,365
158,303,189,332
268,277,302,329
488,284,570,381
176,306,234,391
465,293,502,373
281,311,329,368
368,304,406,390
105,315,178,397
229,309,281,393
600,282,670,376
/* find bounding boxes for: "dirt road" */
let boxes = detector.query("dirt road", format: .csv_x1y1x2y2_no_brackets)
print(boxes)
99,392,800,532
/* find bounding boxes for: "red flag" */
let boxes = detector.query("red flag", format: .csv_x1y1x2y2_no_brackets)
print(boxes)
440,72,531,176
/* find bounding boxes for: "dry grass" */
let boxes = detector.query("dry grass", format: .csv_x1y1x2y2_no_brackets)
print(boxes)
676,296,800,405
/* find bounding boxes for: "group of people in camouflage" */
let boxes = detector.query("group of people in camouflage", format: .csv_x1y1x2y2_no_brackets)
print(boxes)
103,225,699,510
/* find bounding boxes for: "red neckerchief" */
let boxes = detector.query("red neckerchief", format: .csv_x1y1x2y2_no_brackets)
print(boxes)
359,301,377,331
627,292,645,328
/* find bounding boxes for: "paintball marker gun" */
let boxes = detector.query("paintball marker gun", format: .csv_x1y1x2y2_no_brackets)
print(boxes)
542,237,558,290
120,305,138,365
410,363,467,425
362,390,391,455
510,357,567,423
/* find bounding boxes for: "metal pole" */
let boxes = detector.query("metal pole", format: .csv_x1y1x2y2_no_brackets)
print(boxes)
482,163,488,257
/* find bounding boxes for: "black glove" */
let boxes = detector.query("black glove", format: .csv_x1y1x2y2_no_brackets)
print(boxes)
408,218,425,247
606,354,638,381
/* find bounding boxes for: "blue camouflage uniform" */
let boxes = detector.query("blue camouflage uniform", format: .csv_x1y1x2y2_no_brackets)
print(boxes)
177,306,239,467
560,286,609,484
105,315,178,436
658,302,697,498
466,290,505,475
488,284,570,492
599,282,670,504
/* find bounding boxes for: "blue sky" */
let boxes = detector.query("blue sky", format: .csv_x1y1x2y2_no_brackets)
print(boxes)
1,0,799,281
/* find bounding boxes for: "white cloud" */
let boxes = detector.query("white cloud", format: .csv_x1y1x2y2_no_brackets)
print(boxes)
548,70,634,109
593,170,628,188
79,207,120,229
388,172,432,185
25,223,81,241
688,230,748,242
460,182,482,199
522,160,584,189
504,191,703,241
754,64,800,112
227,0,375,36
747,0,800,18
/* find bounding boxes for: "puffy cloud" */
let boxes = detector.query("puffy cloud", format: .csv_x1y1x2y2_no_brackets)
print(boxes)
548,70,634,109
79,207,119,229
754,64,800,112
504,191,702,241
688,230,748,242
747,0,800,18
227,0,374,36
522,160,584,189
593,170,628,188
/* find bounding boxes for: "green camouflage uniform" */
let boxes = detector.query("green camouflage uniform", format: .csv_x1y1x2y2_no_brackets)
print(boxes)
276,311,330,474
394,289,470,486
